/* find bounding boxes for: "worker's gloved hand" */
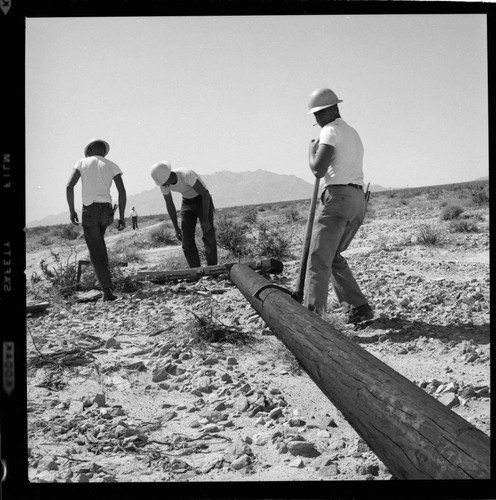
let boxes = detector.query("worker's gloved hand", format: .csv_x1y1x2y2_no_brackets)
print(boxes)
117,219,125,231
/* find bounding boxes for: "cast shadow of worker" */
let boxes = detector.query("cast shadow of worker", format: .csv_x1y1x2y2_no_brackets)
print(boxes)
350,316,489,347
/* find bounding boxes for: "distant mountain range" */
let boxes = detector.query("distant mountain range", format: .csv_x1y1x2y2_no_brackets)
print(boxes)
25,168,386,227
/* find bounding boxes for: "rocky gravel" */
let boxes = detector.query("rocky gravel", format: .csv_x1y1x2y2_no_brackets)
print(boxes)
25,199,490,483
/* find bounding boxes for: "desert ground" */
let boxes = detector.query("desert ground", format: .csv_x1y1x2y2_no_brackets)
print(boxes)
25,181,490,485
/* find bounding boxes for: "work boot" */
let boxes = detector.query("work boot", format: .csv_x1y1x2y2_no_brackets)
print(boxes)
102,287,118,302
347,303,374,324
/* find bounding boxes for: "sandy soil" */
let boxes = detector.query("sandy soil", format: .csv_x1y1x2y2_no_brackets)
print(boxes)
25,200,490,486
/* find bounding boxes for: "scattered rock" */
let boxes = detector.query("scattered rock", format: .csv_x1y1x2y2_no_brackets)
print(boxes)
287,441,321,458
38,457,58,471
268,407,283,419
318,464,340,477
68,400,84,414
161,410,178,422
152,366,170,383
289,457,305,468
224,439,252,461
234,395,249,412
202,357,219,366
438,393,459,408
253,433,269,446
289,417,306,427
105,337,120,349
312,455,337,470
231,454,251,470
356,463,380,476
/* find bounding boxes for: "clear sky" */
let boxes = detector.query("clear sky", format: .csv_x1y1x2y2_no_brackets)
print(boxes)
25,14,488,223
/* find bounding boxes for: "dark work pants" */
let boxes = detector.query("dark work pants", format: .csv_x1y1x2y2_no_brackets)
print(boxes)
180,196,218,268
132,216,138,229
82,202,114,290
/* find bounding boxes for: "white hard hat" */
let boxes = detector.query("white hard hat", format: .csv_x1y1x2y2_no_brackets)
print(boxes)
308,88,343,114
150,161,172,185
85,138,110,157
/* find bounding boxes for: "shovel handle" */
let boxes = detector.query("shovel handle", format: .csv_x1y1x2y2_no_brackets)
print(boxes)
294,177,320,302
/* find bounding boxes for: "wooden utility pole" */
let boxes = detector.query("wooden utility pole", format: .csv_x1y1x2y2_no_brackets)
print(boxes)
130,258,283,283
229,264,490,480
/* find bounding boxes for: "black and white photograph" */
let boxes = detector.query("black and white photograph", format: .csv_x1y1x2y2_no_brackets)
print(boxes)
1,2,491,497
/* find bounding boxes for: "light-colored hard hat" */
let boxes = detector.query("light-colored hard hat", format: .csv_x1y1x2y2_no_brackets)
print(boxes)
84,138,110,157
150,161,172,186
308,88,343,114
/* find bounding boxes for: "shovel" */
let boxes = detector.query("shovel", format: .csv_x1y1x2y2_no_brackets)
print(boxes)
293,176,320,303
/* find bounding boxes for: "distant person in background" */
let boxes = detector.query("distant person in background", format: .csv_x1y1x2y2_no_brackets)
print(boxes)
130,206,139,230
66,138,127,301
303,88,373,323
150,161,217,268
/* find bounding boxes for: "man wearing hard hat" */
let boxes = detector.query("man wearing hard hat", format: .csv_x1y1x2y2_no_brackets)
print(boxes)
66,139,127,301
150,161,218,268
303,88,373,323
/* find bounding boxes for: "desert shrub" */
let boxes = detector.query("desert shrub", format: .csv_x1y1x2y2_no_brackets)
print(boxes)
426,189,443,200
215,214,251,258
467,212,484,222
440,205,464,221
112,237,148,258
285,207,301,222
417,223,442,245
242,206,258,225
57,224,80,240
34,247,81,297
165,253,189,270
471,186,489,205
112,242,145,263
148,223,177,247
39,234,53,246
255,222,292,259
131,238,152,249
449,219,480,233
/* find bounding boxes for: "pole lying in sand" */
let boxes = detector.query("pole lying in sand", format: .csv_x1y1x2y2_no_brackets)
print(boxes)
229,264,490,480
130,258,283,283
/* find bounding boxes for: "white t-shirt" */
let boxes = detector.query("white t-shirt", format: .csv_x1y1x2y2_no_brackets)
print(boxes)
74,155,123,206
160,168,207,199
319,118,364,186
130,209,137,217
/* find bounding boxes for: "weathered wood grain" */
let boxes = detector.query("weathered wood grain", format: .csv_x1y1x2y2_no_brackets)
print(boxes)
229,263,490,480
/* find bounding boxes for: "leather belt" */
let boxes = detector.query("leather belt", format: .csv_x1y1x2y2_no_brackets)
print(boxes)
327,183,363,190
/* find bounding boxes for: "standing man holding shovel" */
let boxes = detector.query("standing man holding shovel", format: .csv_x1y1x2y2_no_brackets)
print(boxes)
302,88,373,323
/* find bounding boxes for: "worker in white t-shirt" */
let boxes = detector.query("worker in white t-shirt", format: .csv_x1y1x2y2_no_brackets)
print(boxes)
66,138,127,301
129,207,138,230
303,88,373,324
150,161,217,268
